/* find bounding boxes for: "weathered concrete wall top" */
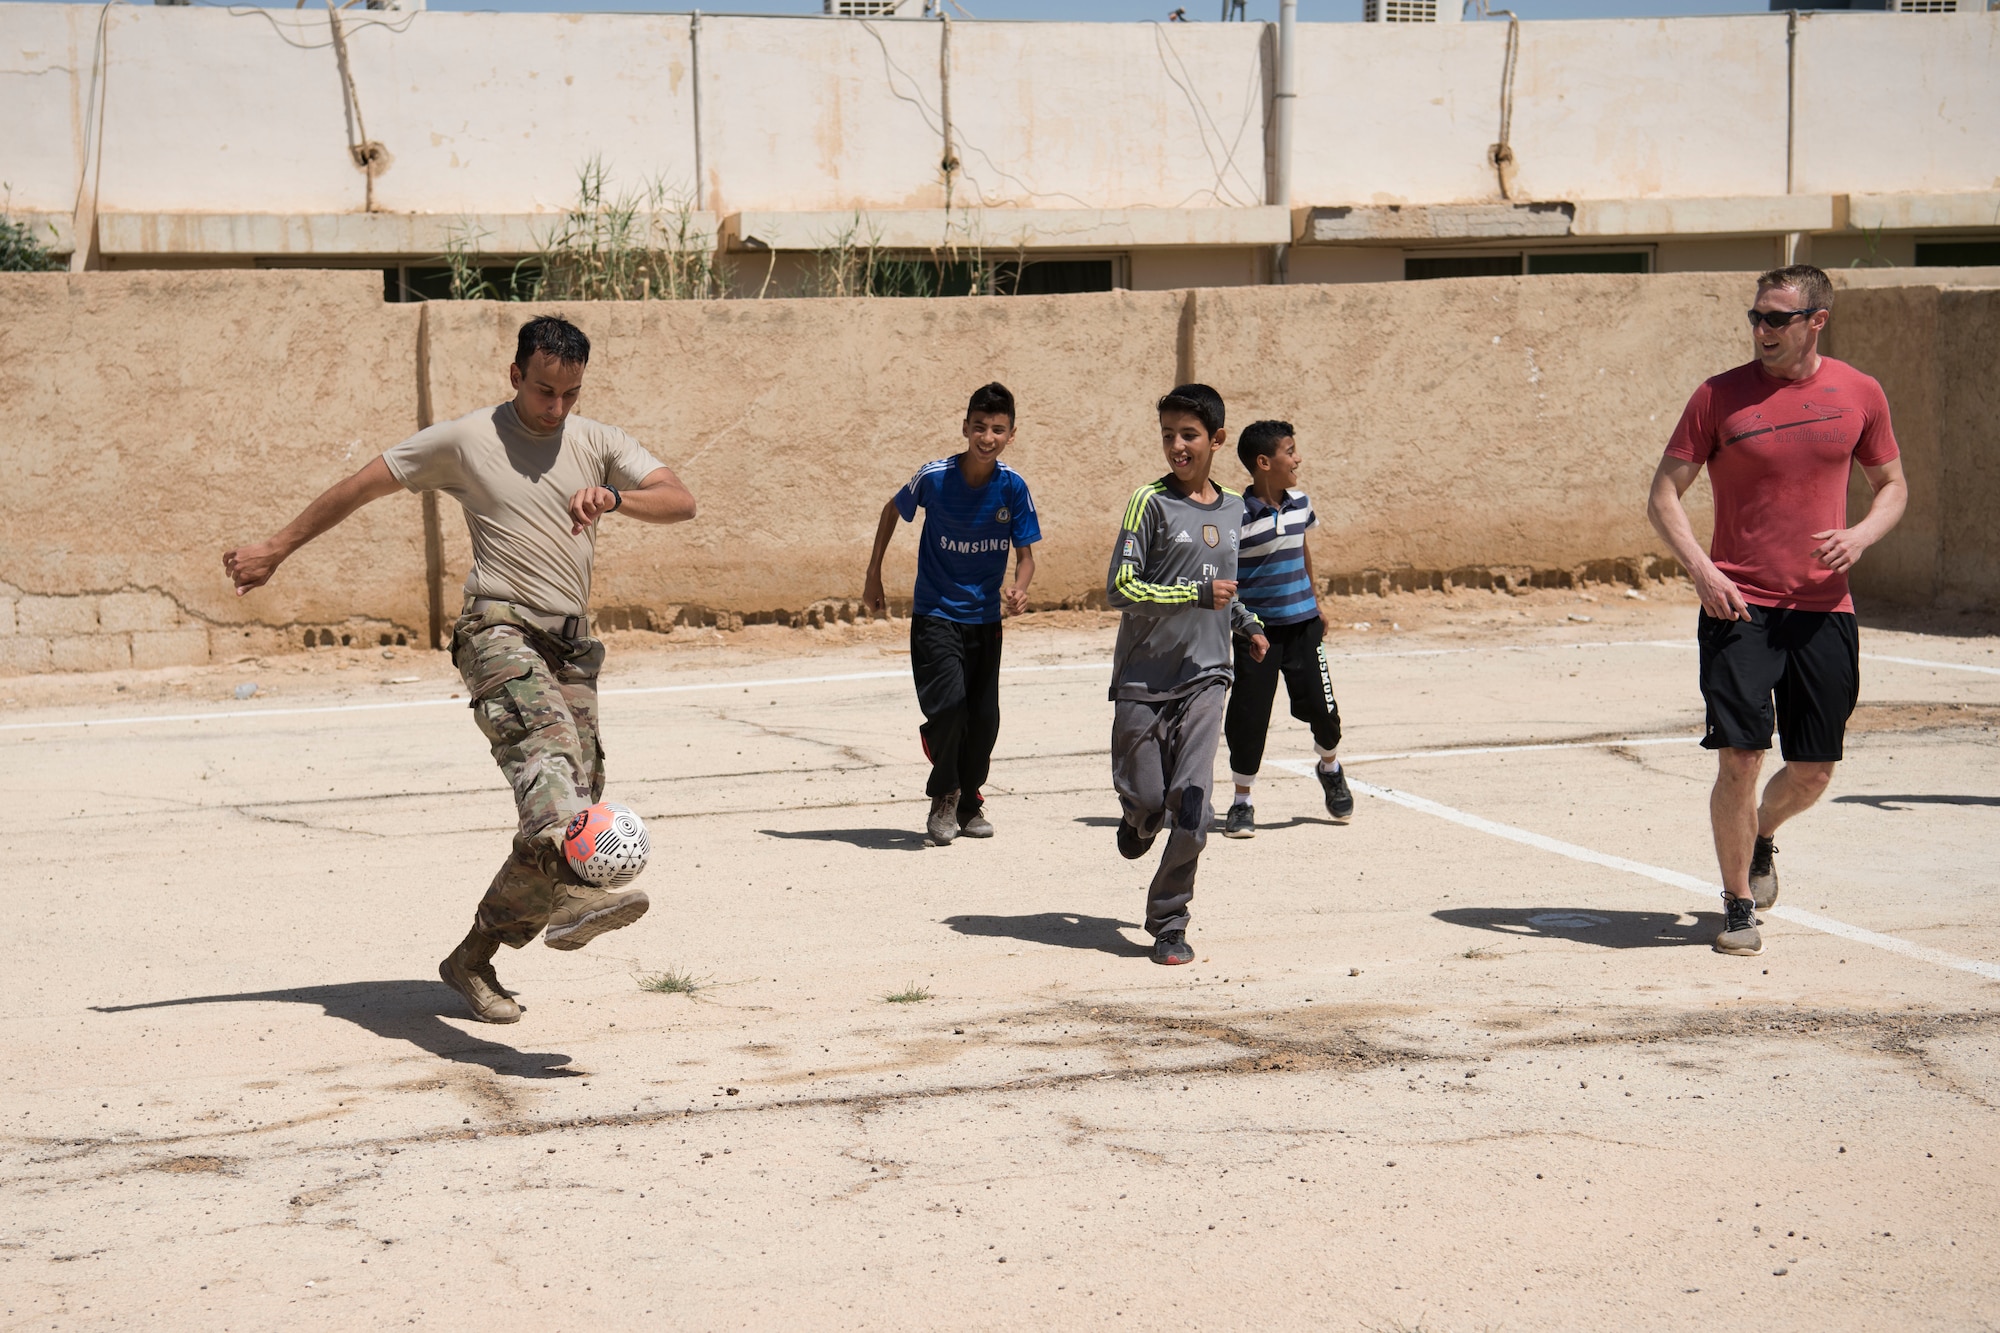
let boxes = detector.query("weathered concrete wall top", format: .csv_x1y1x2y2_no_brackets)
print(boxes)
4,4,1996,221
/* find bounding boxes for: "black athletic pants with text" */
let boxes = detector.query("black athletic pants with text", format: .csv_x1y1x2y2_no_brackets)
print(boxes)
1224,615,1342,777
911,614,1003,809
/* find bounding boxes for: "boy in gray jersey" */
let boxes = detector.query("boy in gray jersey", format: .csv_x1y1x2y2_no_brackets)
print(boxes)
1107,384,1268,965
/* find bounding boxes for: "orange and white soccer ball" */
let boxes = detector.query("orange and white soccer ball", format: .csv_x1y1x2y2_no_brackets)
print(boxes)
562,802,650,887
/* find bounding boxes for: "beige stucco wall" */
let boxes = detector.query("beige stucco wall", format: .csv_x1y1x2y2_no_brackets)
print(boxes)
421,291,1187,625
1187,273,1747,582
1830,283,2000,614
1935,290,2000,609
0,271,425,674
0,268,1987,676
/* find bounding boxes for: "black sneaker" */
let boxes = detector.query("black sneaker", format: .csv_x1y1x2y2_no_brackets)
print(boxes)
1223,803,1256,839
1318,763,1354,823
1151,929,1194,966
1116,818,1157,861
1715,894,1763,956
1749,836,1779,910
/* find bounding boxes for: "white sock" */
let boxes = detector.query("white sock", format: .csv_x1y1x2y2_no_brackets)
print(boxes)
1316,752,1341,774
1229,772,1256,806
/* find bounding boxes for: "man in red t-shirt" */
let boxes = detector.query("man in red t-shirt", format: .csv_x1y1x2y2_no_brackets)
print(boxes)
1647,264,1908,958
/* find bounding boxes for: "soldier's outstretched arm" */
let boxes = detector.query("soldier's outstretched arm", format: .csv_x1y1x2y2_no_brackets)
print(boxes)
223,454,404,596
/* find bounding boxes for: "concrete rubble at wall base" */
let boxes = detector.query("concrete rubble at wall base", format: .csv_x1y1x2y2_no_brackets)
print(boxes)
2,268,1992,678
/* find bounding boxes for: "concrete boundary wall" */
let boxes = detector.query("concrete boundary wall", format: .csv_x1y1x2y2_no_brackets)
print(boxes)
1833,285,2000,612
1,270,1990,676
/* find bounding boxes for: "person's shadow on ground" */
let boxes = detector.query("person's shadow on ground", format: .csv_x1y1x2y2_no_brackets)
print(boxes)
943,911,1153,958
1833,793,2000,810
759,827,927,851
1433,906,1715,950
1070,814,1338,836
92,980,580,1078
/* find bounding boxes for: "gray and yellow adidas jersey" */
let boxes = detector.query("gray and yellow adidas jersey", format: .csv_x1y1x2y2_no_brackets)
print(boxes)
1105,477,1264,702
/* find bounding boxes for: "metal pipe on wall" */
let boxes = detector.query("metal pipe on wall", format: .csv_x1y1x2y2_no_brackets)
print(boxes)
1783,8,1799,265
691,10,706,212
1271,0,1296,283
940,14,960,214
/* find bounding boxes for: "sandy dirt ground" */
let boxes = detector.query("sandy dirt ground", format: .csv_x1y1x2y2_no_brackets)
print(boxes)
3,586,1997,1331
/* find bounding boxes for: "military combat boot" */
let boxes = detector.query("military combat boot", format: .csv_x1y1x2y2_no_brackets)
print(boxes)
543,884,650,951
439,928,522,1023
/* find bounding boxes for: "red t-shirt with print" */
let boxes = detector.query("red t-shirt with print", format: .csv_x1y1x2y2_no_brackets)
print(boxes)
1665,356,1899,614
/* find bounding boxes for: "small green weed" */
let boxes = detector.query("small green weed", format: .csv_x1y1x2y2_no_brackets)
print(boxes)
884,983,932,1004
637,967,703,996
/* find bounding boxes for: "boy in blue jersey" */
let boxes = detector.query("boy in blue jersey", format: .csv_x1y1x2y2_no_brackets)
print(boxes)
865,383,1042,847
1107,384,1267,965
1220,420,1351,838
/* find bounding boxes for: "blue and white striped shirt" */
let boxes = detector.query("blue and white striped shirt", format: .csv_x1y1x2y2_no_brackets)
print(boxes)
1237,488,1320,625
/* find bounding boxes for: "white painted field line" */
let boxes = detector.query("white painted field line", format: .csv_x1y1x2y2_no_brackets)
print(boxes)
1860,652,2000,678
1643,638,2000,679
1273,759,2000,982
3,630,1990,737
1342,734,1701,765
0,662,1112,735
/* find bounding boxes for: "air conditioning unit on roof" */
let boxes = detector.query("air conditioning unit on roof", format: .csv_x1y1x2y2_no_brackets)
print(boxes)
824,0,905,13
1363,0,1462,22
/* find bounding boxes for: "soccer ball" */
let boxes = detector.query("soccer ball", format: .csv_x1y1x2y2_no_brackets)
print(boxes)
561,802,650,887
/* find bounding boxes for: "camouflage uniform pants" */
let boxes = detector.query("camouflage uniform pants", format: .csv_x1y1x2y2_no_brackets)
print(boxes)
452,605,606,947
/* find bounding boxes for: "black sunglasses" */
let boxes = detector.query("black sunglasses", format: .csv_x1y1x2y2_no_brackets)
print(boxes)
1746,307,1821,329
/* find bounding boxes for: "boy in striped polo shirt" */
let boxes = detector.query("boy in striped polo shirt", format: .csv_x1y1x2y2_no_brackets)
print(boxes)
1221,420,1352,838
864,382,1041,847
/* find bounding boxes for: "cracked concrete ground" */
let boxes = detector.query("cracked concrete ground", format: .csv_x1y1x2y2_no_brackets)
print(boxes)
2,591,1997,1331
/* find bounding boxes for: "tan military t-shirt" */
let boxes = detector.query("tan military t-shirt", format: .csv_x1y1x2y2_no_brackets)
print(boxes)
382,402,665,617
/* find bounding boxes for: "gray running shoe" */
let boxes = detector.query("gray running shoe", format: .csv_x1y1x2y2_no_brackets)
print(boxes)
958,796,994,838
926,792,960,847
1151,929,1194,965
1750,836,1780,910
1318,764,1355,823
1223,803,1256,838
1714,894,1764,956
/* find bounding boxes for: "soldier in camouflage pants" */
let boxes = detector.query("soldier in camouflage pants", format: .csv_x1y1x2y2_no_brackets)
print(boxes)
452,603,608,947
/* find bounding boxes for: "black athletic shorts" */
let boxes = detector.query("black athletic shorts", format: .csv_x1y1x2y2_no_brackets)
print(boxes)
1697,606,1858,762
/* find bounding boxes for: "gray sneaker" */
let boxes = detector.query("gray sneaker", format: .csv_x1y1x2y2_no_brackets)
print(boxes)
1714,895,1763,956
1223,803,1255,838
926,792,960,847
957,798,994,838
1750,836,1780,910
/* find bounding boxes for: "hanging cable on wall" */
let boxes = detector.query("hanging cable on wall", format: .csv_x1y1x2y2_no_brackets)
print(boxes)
1471,0,1521,200
325,0,389,212
939,14,960,219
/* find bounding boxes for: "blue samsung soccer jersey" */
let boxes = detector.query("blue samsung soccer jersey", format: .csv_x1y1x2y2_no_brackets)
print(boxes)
1237,488,1320,625
893,457,1042,624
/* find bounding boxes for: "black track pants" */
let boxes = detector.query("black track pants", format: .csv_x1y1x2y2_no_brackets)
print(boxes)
1224,615,1342,778
911,615,1003,804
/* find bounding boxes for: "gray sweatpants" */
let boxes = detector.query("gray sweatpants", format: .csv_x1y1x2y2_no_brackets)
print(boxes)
1111,681,1226,937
